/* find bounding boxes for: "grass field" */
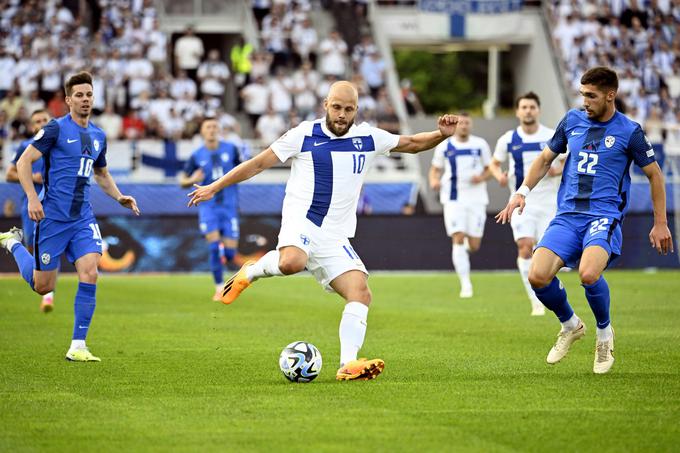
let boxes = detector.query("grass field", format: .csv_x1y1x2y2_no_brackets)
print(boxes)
1,270,679,452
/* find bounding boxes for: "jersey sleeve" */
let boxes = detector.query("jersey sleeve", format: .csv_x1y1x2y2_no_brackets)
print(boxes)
547,113,569,154
431,141,446,168
31,119,60,158
94,137,107,167
11,141,27,165
480,139,492,166
371,127,400,156
183,154,198,175
270,123,307,162
627,125,656,168
493,132,510,162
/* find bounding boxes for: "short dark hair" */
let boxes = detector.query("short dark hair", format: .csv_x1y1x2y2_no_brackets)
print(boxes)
580,66,618,92
30,108,48,118
64,71,93,96
515,91,541,109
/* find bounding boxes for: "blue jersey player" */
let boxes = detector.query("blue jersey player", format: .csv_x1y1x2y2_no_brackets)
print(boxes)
497,67,673,374
180,117,247,301
0,72,140,362
5,109,56,313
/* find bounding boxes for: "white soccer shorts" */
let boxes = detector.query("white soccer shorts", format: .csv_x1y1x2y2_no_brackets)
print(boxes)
442,201,487,237
277,217,368,292
510,203,556,242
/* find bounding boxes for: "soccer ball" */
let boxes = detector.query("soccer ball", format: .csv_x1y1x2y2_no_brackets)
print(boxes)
279,341,322,383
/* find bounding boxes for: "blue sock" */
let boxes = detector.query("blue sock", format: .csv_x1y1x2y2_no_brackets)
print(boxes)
223,247,236,263
10,242,35,290
209,241,223,284
532,277,574,322
583,276,610,328
73,282,96,340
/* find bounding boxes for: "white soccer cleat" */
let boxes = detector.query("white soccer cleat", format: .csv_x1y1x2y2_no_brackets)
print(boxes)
593,329,615,374
546,321,586,364
0,227,23,251
459,286,473,298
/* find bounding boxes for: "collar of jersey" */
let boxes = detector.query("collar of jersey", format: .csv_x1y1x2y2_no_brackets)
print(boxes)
67,114,91,130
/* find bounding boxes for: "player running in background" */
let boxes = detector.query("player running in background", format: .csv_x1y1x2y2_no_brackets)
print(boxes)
180,118,248,301
0,72,140,362
5,109,55,312
497,67,673,374
490,92,564,316
188,81,458,381
429,113,491,299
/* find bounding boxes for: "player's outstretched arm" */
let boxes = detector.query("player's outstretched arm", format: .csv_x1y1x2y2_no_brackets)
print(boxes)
16,144,45,221
187,148,280,207
178,168,205,189
93,166,141,215
642,162,674,254
392,114,458,154
495,146,558,224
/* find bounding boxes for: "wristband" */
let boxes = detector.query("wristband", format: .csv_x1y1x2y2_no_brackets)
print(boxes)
516,185,530,197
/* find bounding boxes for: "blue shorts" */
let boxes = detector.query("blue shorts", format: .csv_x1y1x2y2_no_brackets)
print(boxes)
198,207,239,240
536,213,622,268
34,216,103,271
20,205,36,246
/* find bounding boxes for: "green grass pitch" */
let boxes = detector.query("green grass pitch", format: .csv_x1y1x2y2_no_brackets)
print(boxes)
1,270,679,452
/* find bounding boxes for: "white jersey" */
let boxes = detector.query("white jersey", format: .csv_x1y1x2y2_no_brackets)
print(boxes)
431,135,492,205
493,124,561,205
271,119,400,238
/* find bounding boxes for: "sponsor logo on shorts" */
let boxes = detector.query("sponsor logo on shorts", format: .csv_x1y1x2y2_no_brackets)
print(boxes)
41,253,51,265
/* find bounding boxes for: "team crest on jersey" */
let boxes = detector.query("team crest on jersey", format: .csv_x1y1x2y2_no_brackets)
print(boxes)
41,253,51,265
300,234,310,246
604,136,615,148
221,154,229,162
352,138,363,150
34,129,45,141
93,139,100,152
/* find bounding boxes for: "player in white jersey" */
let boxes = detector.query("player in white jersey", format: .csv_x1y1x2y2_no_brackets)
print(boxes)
489,92,564,316
188,81,459,381
429,113,492,298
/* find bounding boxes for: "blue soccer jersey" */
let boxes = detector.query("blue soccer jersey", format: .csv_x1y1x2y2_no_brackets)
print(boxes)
183,140,245,212
31,115,107,222
547,109,655,220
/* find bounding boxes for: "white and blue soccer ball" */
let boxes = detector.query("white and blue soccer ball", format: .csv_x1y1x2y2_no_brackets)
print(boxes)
279,341,322,383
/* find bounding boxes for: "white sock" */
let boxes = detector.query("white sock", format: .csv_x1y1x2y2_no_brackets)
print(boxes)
215,284,222,292
246,250,283,282
43,291,54,299
596,325,613,341
452,244,471,289
561,314,581,332
69,339,86,350
339,301,368,366
5,238,19,251
517,257,540,305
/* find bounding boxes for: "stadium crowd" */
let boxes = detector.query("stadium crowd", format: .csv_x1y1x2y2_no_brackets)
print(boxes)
0,0,406,153
549,0,680,152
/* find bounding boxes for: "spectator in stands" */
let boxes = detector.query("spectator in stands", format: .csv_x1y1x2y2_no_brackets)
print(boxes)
149,88,174,128
23,91,45,117
241,75,270,129
268,68,293,115
104,48,127,110
126,49,154,103
14,49,39,97
122,108,146,139
96,104,123,140
291,16,318,67
250,50,273,80
255,106,286,146
401,79,424,116
360,49,386,98
318,30,348,78
231,36,254,91
47,90,68,118
197,49,231,102
147,18,168,76
171,69,198,100
0,89,23,121
0,48,15,100
174,26,204,81
351,35,377,72
252,0,272,30
261,14,289,74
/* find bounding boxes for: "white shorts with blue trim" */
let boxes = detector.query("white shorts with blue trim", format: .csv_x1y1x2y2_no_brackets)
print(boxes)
277,217,368,292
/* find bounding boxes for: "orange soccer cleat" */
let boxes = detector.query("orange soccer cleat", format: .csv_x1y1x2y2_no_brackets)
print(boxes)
336,358,385,381
221,261,255,305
